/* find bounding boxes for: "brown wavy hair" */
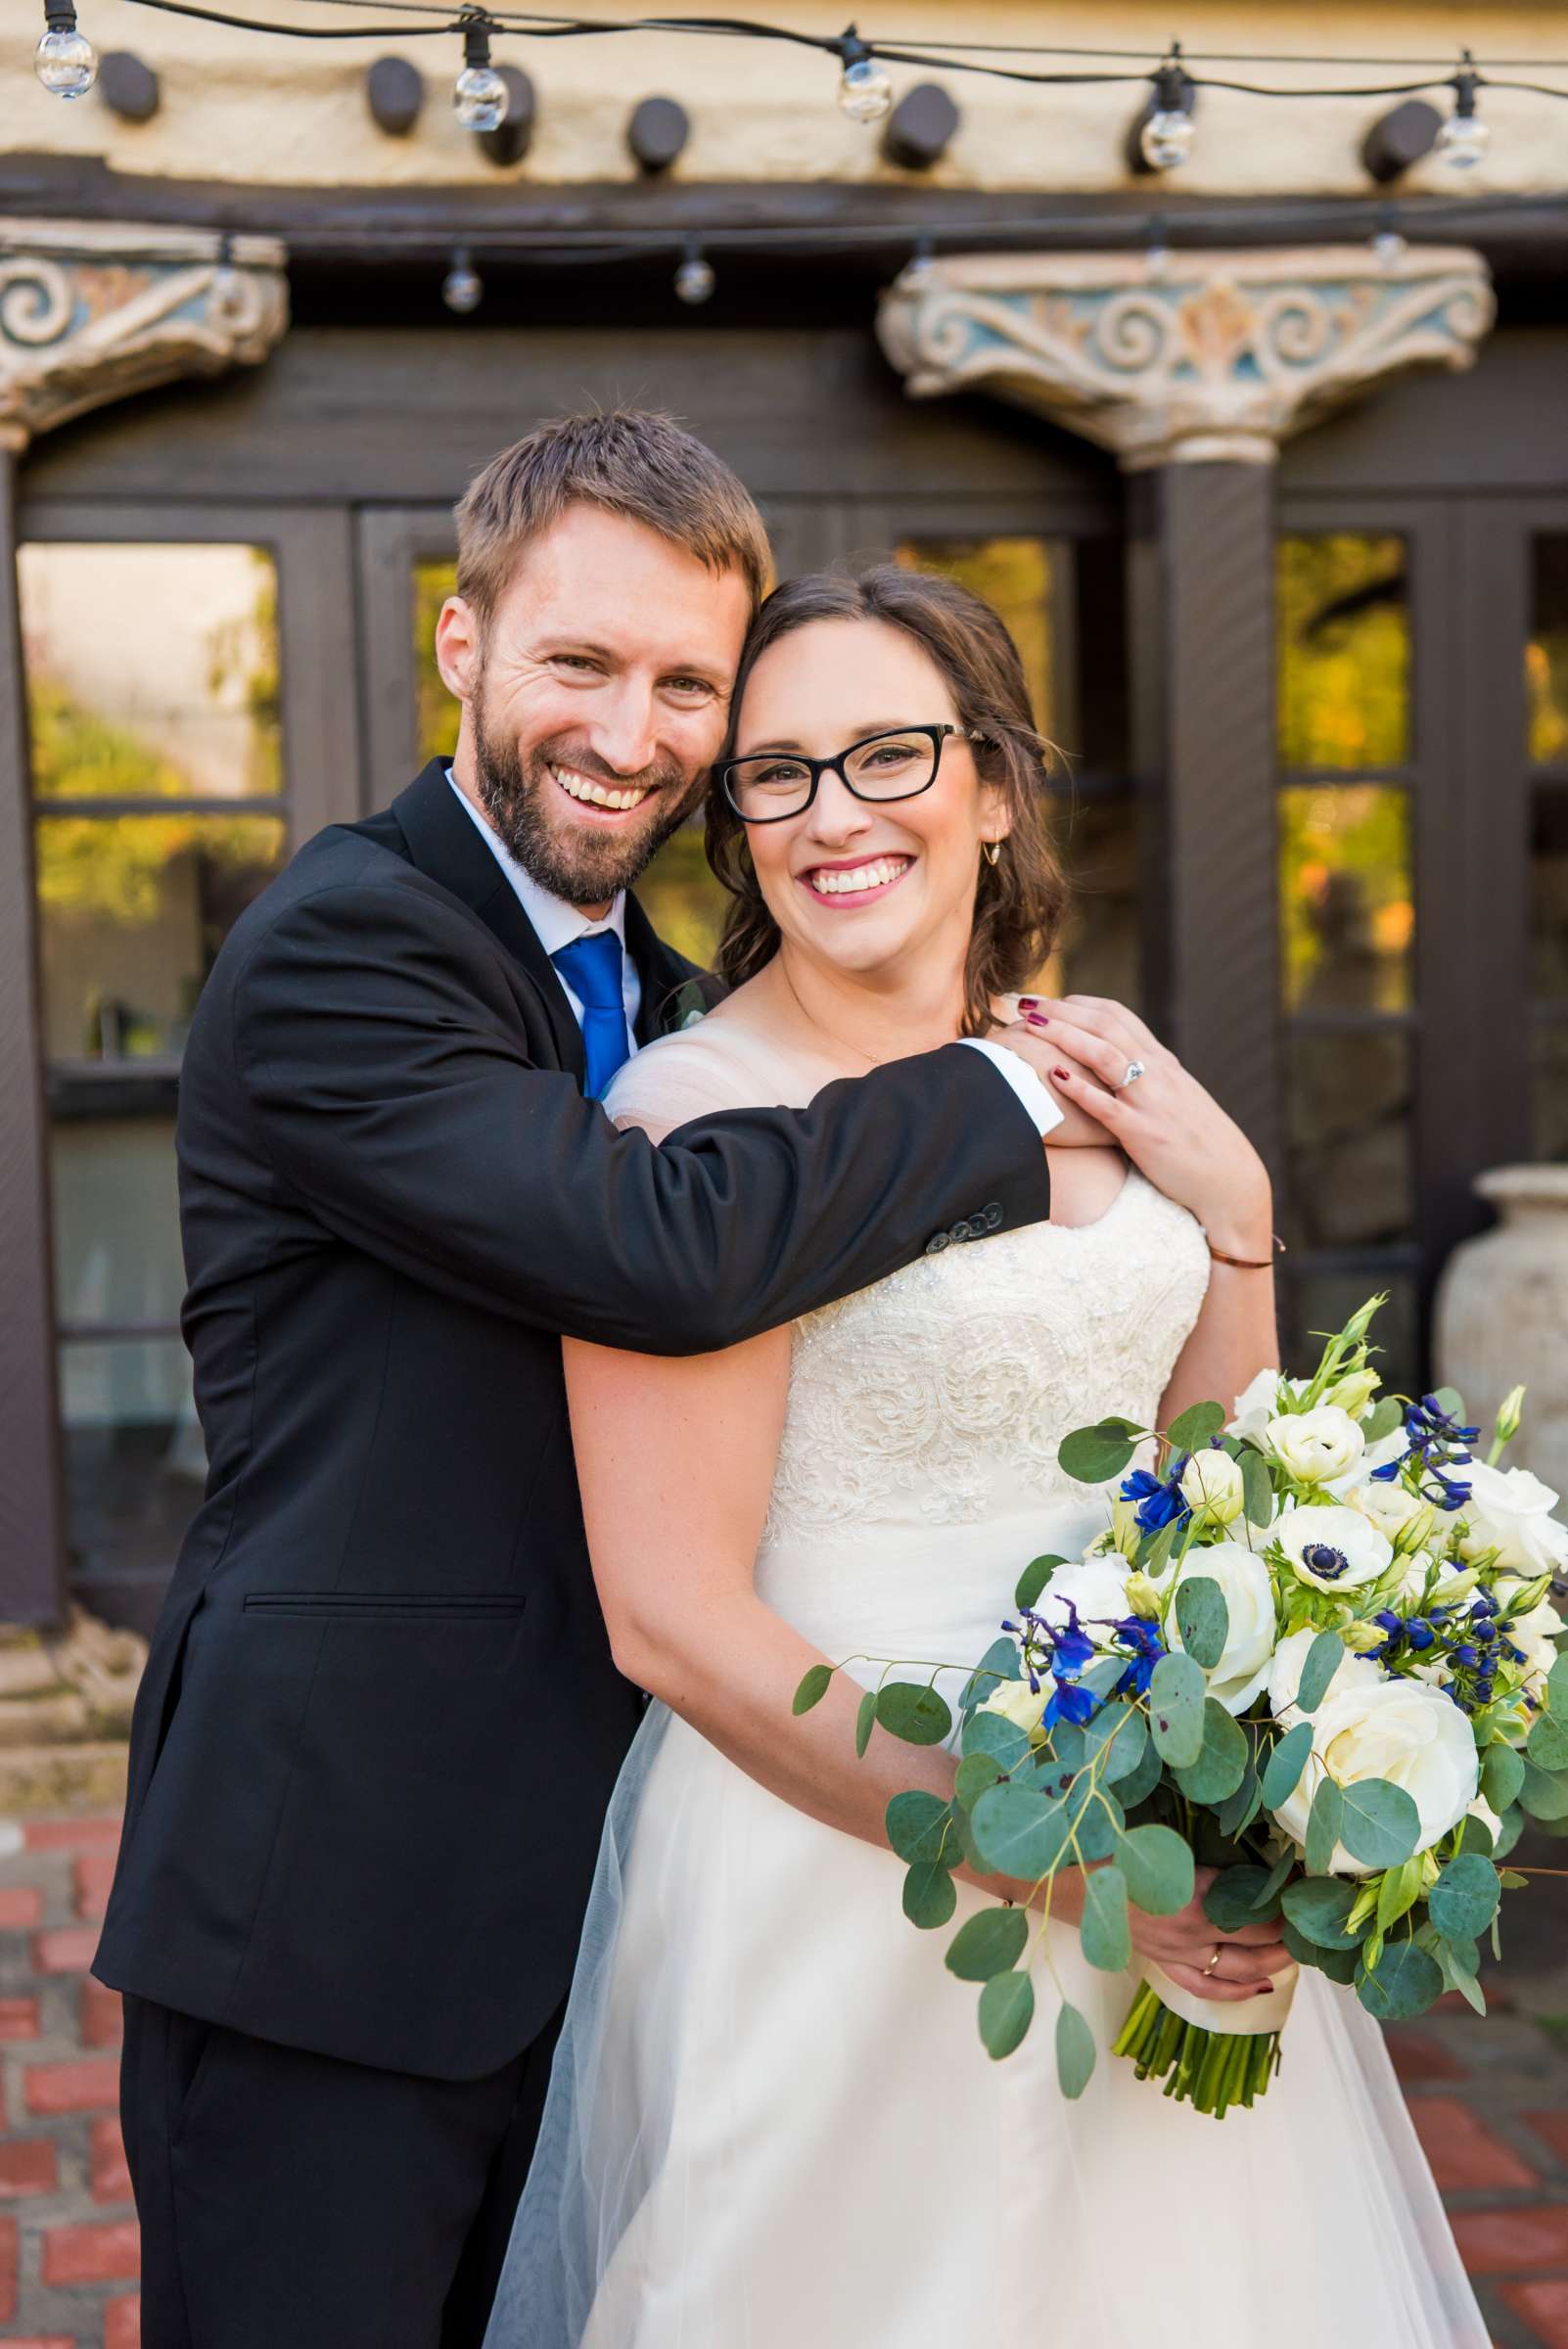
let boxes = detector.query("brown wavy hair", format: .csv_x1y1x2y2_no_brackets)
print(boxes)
706,565,1070,1036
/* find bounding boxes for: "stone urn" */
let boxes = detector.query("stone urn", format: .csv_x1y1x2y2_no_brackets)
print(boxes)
1433,1166,1568,1503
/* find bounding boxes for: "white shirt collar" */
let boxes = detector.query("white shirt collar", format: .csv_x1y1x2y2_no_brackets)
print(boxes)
445,770,627,958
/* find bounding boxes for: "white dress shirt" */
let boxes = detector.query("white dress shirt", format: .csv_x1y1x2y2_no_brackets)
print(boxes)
446,772,1059,1135
447,774,641,1041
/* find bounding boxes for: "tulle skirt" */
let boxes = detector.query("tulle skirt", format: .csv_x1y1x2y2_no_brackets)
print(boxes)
484,1701,1489,2349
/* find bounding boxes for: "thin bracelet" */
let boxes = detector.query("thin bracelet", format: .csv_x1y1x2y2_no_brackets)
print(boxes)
1208,1235,1287,1270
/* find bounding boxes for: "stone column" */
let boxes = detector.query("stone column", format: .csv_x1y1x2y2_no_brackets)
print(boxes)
878,247,1495,1189
0,223,286,1641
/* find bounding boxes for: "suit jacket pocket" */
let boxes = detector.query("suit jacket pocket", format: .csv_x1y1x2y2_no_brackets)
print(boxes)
242,1592,528,1622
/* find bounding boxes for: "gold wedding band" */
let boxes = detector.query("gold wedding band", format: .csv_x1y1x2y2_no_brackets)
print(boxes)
1203,1946,1222,1975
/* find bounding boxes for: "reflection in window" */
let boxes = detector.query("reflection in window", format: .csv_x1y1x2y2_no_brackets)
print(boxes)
414,560,460,763
59,1335,206,1578
34,812,286,1064
1529,537,1568,767
21,543,281,801
1033,794,1142,1012
50,1116,184,1330
1279,785,1412,1015
895,538,1061,739
1277,535,1409,771
1283,1029,1411,1252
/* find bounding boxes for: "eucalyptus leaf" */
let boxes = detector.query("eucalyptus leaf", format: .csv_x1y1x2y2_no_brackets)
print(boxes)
1148,1652,1208,1769
1442,1938,1488,2018
876,1681,953,1749
1340,1777,1421,1869
1255,1849,1297,1915
1528,1712,1568,1773
1137,1517,1181,1580
1216,1764,1265,1840
885,1789,953,1866
1240,1449,1275,1529
1203,1865,1274,1932
1111,1727,1166,1809
1167,1401,1226,1452
1364,1396,1406,1443
1547,1650,1568,1721
902,1859,958,1930
1282,1874,1362,1952
1083,1703,1147,1787
1428,1852,1501,1943
961,1638,1021,1714
1070,1781,1126,1865
978,1969,1036,2058
1494,1805,1525,1860
970,1782,1069,1880
1296,1630,1346,1716
1518,1759,1568,1821
1481,1741,1526,1814
1173,1699,1250,1805
792,1663,832,1716
1055,2000,1097,2098
1459,1810,1496,1857
954,1753,1003,1812
1306,1773,1344,1874
1081,1656,1130,1702
1045,1720,1088,1774
1282,1923,1359,1984
1015,1555,1067,1611
1262,1719,1315,1812
961,1706,1035,1775
1118,1823,1195,1917
1356,1940,1445,2022
1080,1864,1133,1972
854,1687,877,1760
1058,1424,1139,1484
945,1904,1030,1983
1175,1576,1230,1673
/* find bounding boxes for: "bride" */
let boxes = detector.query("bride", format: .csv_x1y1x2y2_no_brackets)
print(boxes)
485,566,1487,2346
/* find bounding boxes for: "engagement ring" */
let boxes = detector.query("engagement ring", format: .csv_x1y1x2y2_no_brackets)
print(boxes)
1117,1059,1146,1090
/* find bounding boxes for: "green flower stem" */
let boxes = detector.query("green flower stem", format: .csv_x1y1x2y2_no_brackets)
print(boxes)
1112,1985,1284,2118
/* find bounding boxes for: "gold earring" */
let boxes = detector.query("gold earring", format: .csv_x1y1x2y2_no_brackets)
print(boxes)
982,840,1002,867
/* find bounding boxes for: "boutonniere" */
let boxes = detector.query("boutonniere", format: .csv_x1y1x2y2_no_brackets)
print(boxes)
662,976,715,1036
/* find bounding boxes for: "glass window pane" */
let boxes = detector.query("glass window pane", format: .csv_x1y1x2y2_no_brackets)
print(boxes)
35,811,286,1063
1280,1270,1417,1404
21,543,281,801
1531,1024,1568,1162
1033,793,1142,1012
50,1115,183,1331
1532,784,1568,1001
1277,534,1409,771
894,538,1062,740
1283,1028,1412,1251
1279,785,1412,1015
1529,536,1568,767
414,559,460,764
59,1335,204,1578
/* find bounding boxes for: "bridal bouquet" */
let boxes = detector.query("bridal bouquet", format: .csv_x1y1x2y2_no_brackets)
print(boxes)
794,1296,1568,2116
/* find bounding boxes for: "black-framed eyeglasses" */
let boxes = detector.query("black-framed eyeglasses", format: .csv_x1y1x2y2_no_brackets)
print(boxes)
721,722,989,825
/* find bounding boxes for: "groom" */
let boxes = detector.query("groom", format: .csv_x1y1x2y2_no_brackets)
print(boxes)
94,409,1081,2348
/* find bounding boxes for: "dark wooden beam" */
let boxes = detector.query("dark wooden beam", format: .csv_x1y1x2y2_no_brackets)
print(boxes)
0,447,69,1628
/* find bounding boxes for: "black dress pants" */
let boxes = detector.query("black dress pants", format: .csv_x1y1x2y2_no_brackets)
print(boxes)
120,1994,564,2349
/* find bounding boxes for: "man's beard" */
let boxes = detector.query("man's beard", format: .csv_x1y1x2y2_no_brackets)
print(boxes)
471,692,698,910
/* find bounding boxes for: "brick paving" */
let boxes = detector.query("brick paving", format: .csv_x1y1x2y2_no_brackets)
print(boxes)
0,1812,1559,2346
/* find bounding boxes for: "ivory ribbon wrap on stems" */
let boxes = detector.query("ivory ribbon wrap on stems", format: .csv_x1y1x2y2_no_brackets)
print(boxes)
1139,1959,1300,2036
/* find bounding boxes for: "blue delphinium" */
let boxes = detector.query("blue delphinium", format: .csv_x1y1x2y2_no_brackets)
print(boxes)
1120,1451,1191,1533
1371,1393,1479,1512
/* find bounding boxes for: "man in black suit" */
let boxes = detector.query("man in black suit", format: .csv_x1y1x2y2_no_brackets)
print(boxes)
95,410,1079,2347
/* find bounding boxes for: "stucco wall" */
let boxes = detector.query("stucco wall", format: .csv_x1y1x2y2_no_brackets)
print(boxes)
7,0,1568,195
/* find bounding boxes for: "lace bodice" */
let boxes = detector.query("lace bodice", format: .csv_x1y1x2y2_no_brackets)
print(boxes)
605,1021,1212,1549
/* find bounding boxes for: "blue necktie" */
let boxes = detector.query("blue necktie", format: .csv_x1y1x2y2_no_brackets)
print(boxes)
551,930,632,1100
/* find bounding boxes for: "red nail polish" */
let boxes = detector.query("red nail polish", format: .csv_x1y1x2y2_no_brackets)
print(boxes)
1017,996,1039,1011
1025,1012,1049,1029
1052,1066,1072,1082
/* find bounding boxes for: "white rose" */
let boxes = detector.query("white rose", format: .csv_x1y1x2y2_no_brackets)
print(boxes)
1326,1426,1411,1500
1507,1594,1568,1705
1169,1541,1278,1715
978,1675,1049,1745
1272,1678,1480,1876
1229,1367,1304,1446
1178,1449,1246,1527
1268,1624,1382,1724
1274,1503,1393,1594
1345,1478,1438,1553
1266,1405,1365,1485
1036,1555,1132,1642
1457,1460,1568,1578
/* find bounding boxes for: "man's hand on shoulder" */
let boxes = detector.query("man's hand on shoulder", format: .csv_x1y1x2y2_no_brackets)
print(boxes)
987,1017,1108,1148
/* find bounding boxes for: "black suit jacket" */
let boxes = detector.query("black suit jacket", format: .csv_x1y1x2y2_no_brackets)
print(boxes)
94,761,1051,2080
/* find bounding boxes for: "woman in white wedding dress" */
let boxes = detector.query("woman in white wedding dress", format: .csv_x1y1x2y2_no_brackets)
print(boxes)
486,568,1488,2347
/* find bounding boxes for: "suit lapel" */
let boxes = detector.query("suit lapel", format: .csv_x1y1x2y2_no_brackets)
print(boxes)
624,892,699,1048
390,761,586,1083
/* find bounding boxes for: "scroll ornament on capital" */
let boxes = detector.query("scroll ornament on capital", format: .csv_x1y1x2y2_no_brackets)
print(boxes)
0,222,288,448
877,247,1496,468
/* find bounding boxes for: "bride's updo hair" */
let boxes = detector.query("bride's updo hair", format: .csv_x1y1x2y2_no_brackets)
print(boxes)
706,564,1070,1038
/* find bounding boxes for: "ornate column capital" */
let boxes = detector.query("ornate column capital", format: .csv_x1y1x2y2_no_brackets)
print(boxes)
877,245,1495,469
0,218,288,451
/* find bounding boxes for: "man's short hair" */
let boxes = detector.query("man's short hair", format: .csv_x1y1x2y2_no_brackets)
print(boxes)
455,408,771,625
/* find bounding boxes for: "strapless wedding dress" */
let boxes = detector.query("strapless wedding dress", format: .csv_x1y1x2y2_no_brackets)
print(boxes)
486,1019,1488,2349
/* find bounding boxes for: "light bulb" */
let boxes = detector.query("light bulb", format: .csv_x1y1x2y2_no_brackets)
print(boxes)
840,55,893,122
673,248,715,306
1145,238,1172,282
1436,110,1490,169
1140,106,1193,171
454,63,508,132
443,253,484,314
35,22,97,98
1372,228,1407,271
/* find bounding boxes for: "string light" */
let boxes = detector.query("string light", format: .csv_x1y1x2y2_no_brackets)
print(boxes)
1141,48,1196,171
35,0,98,98
453,13,509,134
837,24,894,124
442,246,484,310
1437,53,1491,169
1371,204,1408,268
673,240,715,304
1144,214,1172,279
